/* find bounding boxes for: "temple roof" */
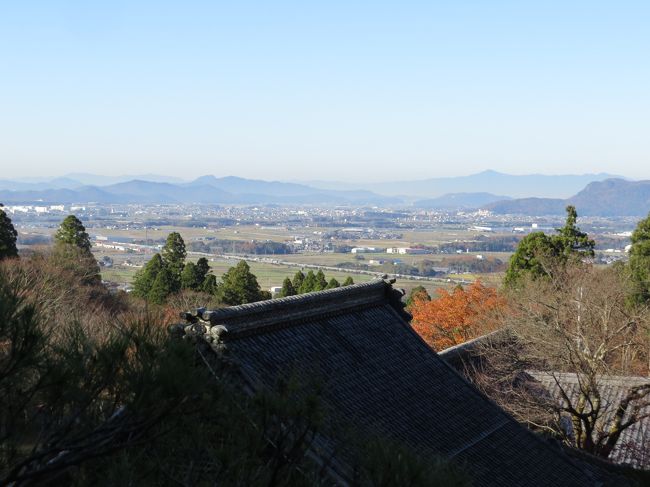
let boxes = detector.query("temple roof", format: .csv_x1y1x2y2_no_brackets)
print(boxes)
181,278,628,486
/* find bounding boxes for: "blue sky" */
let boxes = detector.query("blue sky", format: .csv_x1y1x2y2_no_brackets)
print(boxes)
1,1,649,182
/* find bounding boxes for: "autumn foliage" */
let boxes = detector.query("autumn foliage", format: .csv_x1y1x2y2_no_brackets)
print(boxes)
409,281,505,351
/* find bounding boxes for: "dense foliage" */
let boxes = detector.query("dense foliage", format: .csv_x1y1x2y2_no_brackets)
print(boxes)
0,204,18,260
0,251,467,486
505,205,594,286
628,212,650,305
409,281,505,350
54,214,93,252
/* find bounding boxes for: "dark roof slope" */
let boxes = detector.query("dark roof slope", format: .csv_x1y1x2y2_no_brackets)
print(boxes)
185,279,620,486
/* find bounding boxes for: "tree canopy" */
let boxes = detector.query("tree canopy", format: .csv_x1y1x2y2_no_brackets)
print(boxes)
505,206,594,287
409,280,504,350
161,232,186,279
628,212,650,304
0,204,18,260
217,260,265,306
279,277,296,297
54,215,92,252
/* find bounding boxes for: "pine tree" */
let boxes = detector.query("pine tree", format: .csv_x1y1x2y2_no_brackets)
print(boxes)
314,270,328,291
342,276,354,286
54,215,92,252
326,277,340,289
0,204,18,260
133,254,164,299
279,277,296,297
217,260,264,305
292,271,305,291
299,270,317,294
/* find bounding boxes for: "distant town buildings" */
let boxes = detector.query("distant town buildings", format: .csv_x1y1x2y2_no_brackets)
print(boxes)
386,247,429,255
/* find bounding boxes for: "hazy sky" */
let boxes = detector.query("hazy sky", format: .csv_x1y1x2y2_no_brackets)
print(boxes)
1,1,649,182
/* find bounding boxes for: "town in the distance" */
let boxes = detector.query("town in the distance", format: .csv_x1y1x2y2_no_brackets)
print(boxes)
2,169,650,486
2,169,645,297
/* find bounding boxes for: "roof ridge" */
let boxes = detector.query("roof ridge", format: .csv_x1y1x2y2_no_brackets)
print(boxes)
190,278,403,337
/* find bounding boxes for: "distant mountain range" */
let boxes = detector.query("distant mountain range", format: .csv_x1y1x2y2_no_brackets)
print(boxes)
0,176,400,206
414,192,511,209
1,172,649,216
485,179,650,216
305,170,621,199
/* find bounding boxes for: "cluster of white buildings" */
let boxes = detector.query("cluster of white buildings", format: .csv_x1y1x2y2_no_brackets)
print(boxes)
3,204,65,214
386,247,429,255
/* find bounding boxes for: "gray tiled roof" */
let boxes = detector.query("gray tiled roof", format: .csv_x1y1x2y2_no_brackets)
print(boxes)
529,371,650,470
187,279,625,486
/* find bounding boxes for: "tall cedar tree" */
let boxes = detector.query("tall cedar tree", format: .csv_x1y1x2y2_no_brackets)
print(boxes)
292,271,305,291
161,232,186,289
315,270,328,291
299,270,317,294
52,215,100,284
54,215,92,252
133,254,164,299
148,266,175,304
410,280,505,350
217,260,264,305
202,274,218,294
0,204,18,260
279,277,296,297
505,205,594,286
628,212,650,304
180,262,202,291
196,257,210,282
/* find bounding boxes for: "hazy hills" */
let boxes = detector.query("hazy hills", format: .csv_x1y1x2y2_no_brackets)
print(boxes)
0,176,400,206
414,192,511,209
1,172,649,216
306,170,620,199
485,179,650,216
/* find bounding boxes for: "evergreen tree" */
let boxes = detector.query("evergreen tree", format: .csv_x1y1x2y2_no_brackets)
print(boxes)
196,257,210,283
132,254,164,299
505,206,594,287
326,277,340,289
52,215,99,283
180,262,202,290
279,277,296,297
342,276,354,286
555,205,595,259
315,270,328,291
504,232,556,286
299,270,317,294
54,215,92,252
628,213,650,304
202,274,218,295
0,204,18,260
148,266,175,304
217,260,264,305
292,271,305,291
161,232,186,286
